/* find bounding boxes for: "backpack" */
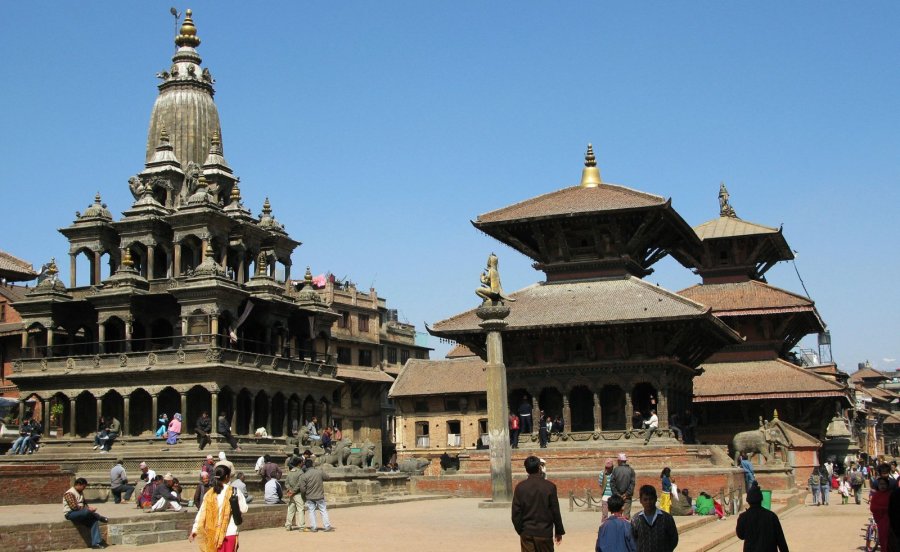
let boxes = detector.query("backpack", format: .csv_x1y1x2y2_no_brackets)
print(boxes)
810,473,821,486
850,471,863,486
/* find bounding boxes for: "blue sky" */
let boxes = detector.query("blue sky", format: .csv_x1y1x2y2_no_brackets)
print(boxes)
1,2,897,370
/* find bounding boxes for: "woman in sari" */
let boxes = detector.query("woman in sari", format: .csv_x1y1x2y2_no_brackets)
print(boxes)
190,464,248,552
167,413,182,445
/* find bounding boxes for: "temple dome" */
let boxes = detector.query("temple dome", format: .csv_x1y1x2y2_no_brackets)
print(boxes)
146,9,222,173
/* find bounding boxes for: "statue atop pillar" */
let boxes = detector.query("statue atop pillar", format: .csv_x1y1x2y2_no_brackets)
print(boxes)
476,253,515,306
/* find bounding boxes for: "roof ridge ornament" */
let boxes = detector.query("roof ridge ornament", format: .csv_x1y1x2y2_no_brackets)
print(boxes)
579,143,602,188
719,182,738,218
174,8,201,48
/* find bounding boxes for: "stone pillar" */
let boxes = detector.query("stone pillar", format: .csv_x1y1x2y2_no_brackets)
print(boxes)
531,394,540,434
476,303,512,504
173,243,182,277
282,396,289,437
151,394,158,423
124,317,133,353
18,400,26,425
122,395,130,437
284,264,291,291
98,322,106,354
21,329,28,353
238,256,246,284
40,397,48,434
147,244,155,279
210,391,219,435
69,254,77,288
181,393,188,422
210,316,219,344
96,396,103,425
657,386,669,429
248,395,256,434
593,392,602,432
624,389,633,431
562,394,571,433
46,327,54,356
69,397,77,436
93,250,102,285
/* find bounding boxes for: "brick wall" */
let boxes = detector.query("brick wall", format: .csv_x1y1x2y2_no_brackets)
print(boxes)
0,464,72,505
0,520,109,551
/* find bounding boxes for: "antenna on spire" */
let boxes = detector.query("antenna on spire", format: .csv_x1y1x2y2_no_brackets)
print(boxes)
170,7,181,51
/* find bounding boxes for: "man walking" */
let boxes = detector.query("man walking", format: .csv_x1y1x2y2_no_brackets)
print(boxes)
109,459,135,504
739,454,755,491
736,483,789,551
299,458,334,532
64,477,109,549
511,455,565,551
195,411,212,450
217,412,241,451
631,485,678,552
850,464,864,505
611,453,636,518
284,457,306,531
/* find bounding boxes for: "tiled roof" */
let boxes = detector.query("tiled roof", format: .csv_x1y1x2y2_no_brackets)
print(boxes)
849,366,890,383
432,276,716,334
475,184,666,224
678,280,814,314
446,344,477,358
693,359,848,402
0,284,30,303
856,385,899,403
694,216,779,240
336,366,395,383
388,357,487,398
0,322,24,336
0,251,37,280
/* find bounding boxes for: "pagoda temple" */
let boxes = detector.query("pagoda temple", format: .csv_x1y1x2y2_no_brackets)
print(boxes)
679,184,851,443
429,146,741,440
8,10,342,441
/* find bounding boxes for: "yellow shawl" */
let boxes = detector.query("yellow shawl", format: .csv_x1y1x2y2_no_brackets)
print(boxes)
196,486,233,552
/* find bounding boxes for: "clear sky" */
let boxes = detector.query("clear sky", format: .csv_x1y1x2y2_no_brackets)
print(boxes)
1,2,897,371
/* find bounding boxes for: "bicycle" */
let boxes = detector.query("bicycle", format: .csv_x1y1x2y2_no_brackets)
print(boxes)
866,517,879,552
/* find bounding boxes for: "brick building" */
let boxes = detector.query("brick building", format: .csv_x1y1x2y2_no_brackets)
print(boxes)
0,251,37,399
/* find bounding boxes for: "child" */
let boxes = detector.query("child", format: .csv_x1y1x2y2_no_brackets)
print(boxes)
595,494,636,552
838,474,851,505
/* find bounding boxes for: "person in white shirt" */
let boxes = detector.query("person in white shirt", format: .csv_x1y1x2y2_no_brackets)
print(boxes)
643,410,659,445
190,463,248,552
264,477,284,504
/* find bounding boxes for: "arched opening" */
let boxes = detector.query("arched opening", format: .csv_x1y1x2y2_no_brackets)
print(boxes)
71,325,96,356
152,245,170,279
75,391,97,437
149,318,175,350
100,250,114,281
157,387,181,421
101,390,124,428
600,385,626,431
253,390,270,433
235,389,252,435
131,320,147,352
302,395,316,426
288,394,301,436
127,243,149,278
25,323,47,358
187,385,211,433
74,248,95,287
50,393,71,436
632,382,658,420
508,388,530,414
538,387,563,419
218,388,234,431
179,236,202,274
130,389,153,435
318,398,330,426
271,392,286,437
569,386,594,432
103,317,126,354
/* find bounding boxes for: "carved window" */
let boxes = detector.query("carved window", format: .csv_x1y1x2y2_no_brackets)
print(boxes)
401,349,410,364
387,347,398,364
358,314,369,333
337,311,350,329
337,347,351,365
415,349,426,360
358,349,372,367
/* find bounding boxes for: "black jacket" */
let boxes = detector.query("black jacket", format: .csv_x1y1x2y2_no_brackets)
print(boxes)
735,506,789,552
511,474,565,539
217,416,230,434
196,416,212,433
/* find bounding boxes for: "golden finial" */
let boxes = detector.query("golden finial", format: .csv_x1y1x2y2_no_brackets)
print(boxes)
174,8,201,48
205,244,215,259
773,409,779,420
197,175,208,189
230,182,242,202
579,143,602,187
46,257,59,277
304,266,313,285
719,181,737,218
122,249,134,268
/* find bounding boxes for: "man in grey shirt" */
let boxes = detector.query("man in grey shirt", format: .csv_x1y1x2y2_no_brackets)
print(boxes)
109,458,135,504
231,471,253,503
610,452,636,517
299,459,333,532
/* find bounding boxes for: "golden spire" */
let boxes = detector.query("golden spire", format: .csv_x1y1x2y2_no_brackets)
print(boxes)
205,243,215,259
230,182,242,202
773,409,779,420
579,143,602,187
46,257,59,277
122,249,134,268
174,8,201,48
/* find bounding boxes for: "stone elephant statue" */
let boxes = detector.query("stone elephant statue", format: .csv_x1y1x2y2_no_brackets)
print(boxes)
731,427,789,464
398,458,430,475
318,441,351,467
346,442,376,468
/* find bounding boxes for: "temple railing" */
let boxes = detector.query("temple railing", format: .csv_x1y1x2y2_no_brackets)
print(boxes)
12,337,336,379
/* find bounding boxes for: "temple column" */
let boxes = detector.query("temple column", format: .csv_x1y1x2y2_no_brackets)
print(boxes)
69,254,77,288
593,392,602,432
658,386,669,429
93,251,101,285
562,394,571,433
281,396,289,437
210,391,218,435
122,395,130,437
18,399,25,425
40,397,48,434
21,329,28,354
124,317,133,353
210,316,219,346
147,244,155,279
248,394,256,435
98,322,106,354
69,397,76,436
151,394,158,424
237,256,246,284
284,264,291,291
624,389,633,431
476,303,512,504
96,397,103,425
46,327,55,357
264,396,272,435
173,243,182,277
531,393,540,434
181,392,188,421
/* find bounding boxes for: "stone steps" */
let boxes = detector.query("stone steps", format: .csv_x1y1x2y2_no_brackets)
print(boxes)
107,519,185,546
